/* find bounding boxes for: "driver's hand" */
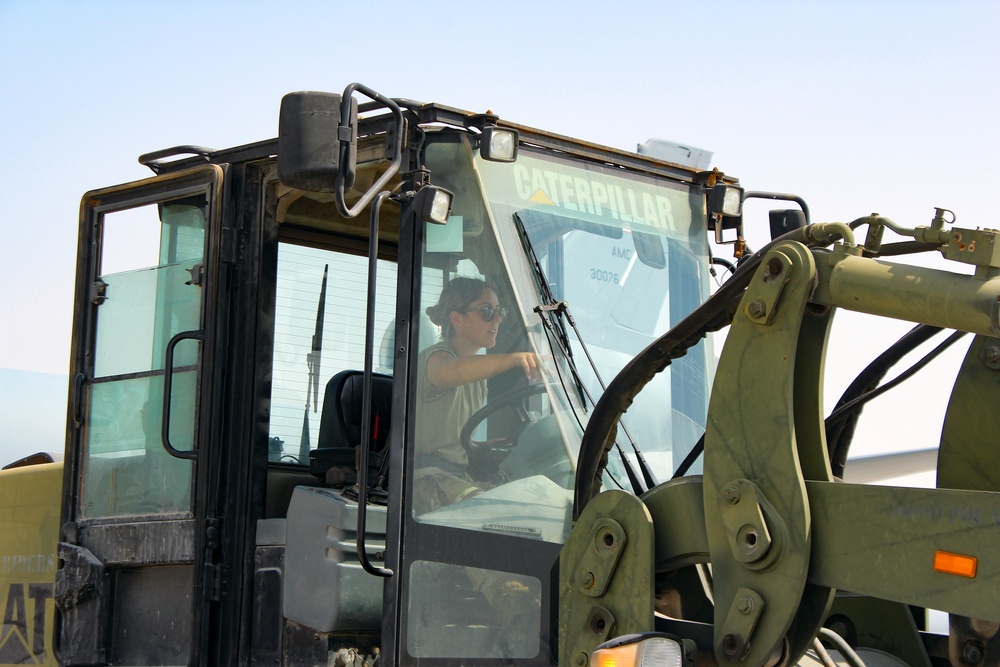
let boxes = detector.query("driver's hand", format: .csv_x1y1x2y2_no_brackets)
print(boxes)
511,352,541,382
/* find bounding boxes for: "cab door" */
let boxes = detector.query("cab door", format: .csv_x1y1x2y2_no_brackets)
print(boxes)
56,166,227,666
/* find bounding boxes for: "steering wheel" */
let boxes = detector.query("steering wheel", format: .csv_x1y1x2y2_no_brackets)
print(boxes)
459,383,549,478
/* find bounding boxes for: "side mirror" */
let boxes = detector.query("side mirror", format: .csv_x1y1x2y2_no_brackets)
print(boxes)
278,91,358,193
769,209,807,240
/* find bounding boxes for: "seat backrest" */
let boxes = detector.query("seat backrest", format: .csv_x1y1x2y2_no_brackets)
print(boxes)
316,370,393,453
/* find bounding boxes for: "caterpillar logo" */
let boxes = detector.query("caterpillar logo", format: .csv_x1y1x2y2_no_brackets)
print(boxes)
0,582,53,665
512,163,678,232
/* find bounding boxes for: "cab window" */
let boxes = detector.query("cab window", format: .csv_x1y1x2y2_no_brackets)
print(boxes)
265,242,398,465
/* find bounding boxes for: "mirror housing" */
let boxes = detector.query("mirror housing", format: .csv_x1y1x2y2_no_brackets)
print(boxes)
769,209,808,240
278,91,358,193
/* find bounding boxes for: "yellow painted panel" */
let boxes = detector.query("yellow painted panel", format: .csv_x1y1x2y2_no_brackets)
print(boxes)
0,462,62,667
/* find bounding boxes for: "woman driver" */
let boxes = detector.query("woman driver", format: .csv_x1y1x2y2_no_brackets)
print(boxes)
414,277,539,478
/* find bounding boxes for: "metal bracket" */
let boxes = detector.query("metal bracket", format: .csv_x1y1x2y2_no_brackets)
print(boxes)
704,241,831,667
743,251,792,325
90,279,108,305
558,491,654,667
718,480,778,568
185,263,204,286
719,588,765,663
574,518,626,597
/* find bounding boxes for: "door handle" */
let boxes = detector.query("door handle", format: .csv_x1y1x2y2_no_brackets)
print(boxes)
162,329,204,460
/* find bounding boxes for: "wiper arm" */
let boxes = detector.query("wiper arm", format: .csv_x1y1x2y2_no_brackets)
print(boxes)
513,212,656,493
533,303,648,494
512,213,585,399
532,302,588,407
556,301,658,491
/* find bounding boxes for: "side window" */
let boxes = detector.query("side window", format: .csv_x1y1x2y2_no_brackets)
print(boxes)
81,198,206,518
266,243,398,464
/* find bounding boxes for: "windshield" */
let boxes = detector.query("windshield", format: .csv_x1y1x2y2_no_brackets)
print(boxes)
407,135,713,542
476,146,714,482
398,134,713,660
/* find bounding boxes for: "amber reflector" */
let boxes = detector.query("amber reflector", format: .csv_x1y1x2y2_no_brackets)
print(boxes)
933,550,977,578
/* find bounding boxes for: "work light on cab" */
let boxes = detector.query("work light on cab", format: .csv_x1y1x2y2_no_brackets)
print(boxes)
709,182,744,218
415,185,455,225
480,125,519,162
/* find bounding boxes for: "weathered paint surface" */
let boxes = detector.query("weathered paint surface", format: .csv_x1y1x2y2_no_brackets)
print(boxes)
0,463,61,666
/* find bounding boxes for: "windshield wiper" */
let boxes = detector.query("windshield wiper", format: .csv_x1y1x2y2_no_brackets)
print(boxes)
539,301,658,492
512,212,658,494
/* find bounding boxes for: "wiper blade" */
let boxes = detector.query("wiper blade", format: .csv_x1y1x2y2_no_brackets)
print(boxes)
513,212,657,494
536,301,658,492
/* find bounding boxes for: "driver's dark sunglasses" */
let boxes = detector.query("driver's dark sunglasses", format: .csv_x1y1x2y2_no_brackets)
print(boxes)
463,305,509,322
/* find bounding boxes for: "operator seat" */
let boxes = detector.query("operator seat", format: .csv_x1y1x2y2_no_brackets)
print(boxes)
309,370,393,485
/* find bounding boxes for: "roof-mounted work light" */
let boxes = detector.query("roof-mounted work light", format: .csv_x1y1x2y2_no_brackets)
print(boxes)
414,185,455,225
706,182,745,246
708,183,744,218
480,126,519,163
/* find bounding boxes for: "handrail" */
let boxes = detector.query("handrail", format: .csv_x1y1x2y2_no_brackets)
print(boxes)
335,83,404,220
356,191,394,578
161,329,204,460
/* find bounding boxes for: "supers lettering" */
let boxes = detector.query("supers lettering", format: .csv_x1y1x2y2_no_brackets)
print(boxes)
1,554,56,576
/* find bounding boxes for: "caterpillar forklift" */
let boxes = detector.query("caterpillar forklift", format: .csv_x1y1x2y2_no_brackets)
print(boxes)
1,82,998,667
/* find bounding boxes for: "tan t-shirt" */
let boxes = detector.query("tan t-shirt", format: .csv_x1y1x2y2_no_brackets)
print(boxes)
414,341,487,466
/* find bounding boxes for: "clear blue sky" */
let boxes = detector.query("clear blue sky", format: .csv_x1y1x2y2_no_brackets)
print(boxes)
2,1,998,466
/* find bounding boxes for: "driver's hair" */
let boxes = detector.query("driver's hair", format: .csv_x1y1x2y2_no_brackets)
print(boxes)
426,277,491,341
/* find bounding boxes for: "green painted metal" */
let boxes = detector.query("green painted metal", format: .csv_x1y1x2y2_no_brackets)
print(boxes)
641,476,709,572
825,597,932,667
813,250,1000,336
939,334,1000,492
704,241,834,667
938,334,1000,667
807,481,1000,622
573,229,1000,667
558,490,655,667
942,227,1000,270
786,279,839,665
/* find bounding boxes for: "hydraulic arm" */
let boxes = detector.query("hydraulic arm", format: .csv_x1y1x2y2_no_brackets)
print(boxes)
562,217,1000,667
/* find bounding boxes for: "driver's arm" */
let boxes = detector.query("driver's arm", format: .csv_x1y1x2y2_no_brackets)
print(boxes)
426,351,539,389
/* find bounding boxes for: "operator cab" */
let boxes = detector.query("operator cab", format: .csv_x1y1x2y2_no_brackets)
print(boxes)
56,86,719,666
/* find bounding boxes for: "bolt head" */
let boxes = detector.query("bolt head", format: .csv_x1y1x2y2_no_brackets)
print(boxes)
723,486,741,504
722,633,742,658
747,299,767,318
